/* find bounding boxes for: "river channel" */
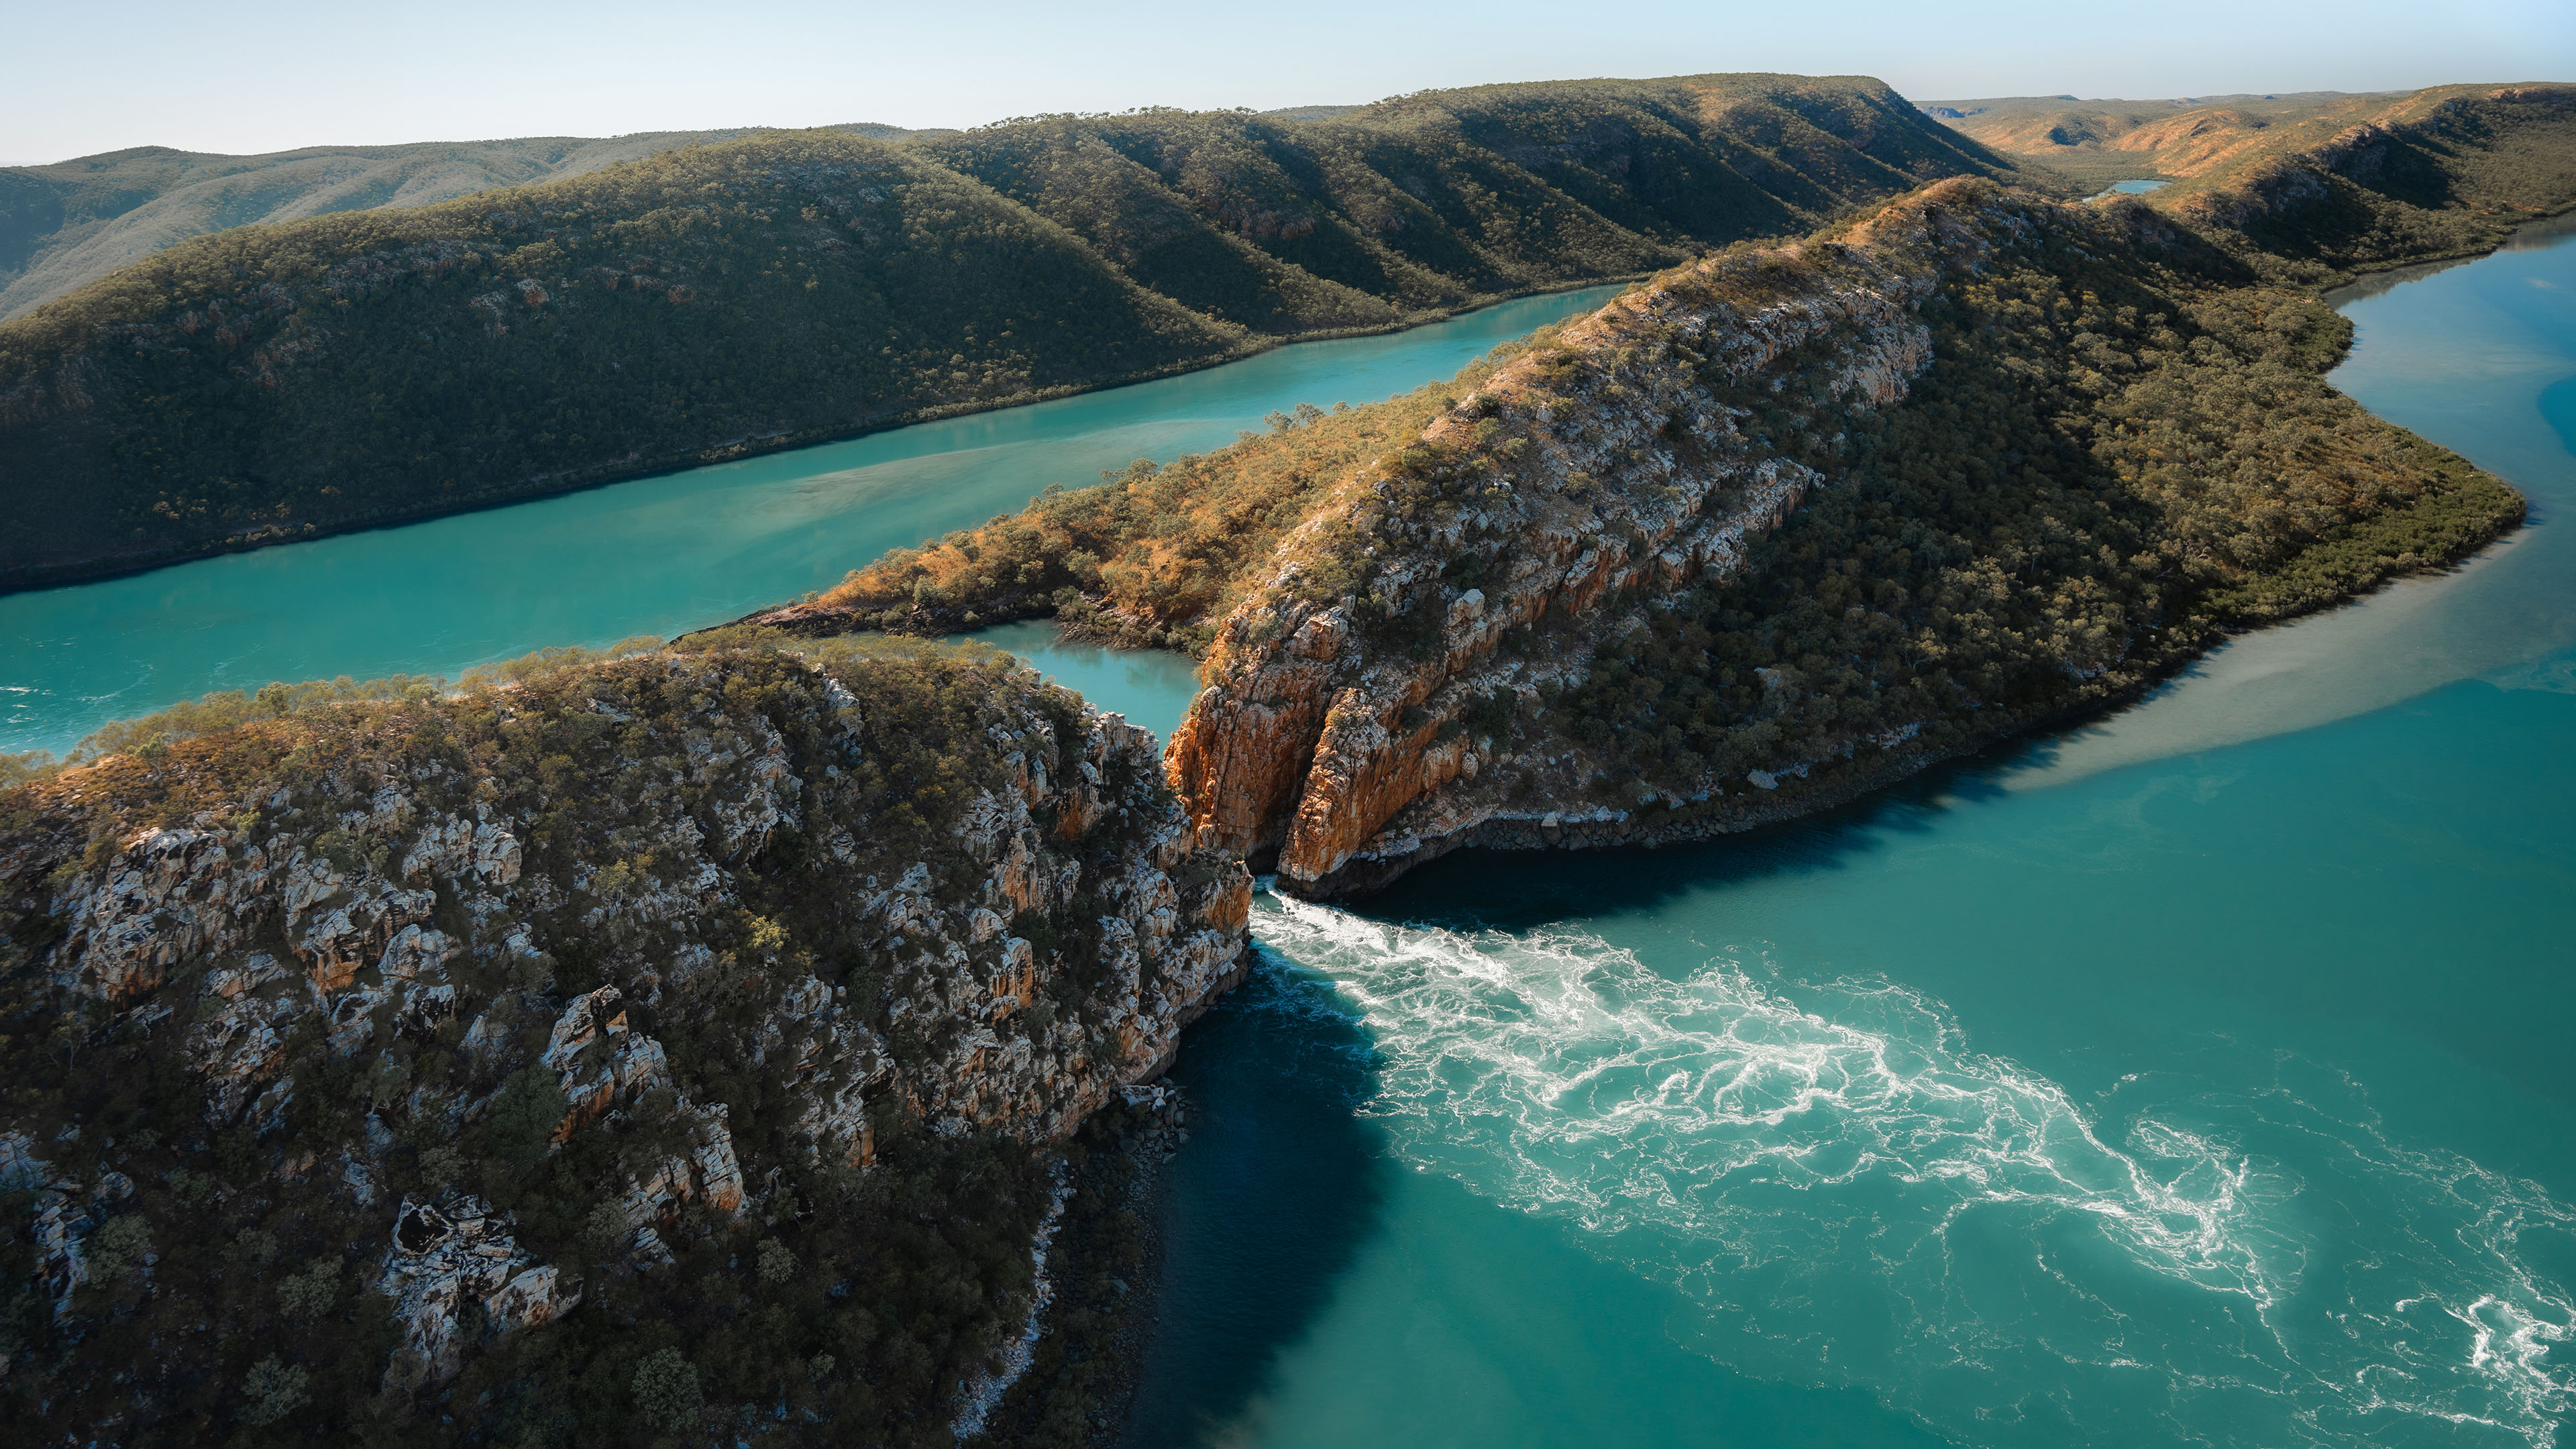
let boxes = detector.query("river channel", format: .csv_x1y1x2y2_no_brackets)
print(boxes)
991,225,2576,1448
5,219,2571,1449
0,285,1623,757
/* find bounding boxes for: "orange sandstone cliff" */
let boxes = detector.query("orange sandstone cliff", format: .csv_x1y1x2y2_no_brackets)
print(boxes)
1166,179,2010,894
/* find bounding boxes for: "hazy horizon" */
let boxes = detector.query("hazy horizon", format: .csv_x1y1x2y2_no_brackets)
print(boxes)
6,0,2571,168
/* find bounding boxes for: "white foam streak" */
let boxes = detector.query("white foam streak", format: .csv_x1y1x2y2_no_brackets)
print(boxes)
1252,896,2576,1448
1263,898,2272,1296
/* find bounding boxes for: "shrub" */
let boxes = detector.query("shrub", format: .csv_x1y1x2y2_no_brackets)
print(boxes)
84,1214,151,1284
278,1258,341,1320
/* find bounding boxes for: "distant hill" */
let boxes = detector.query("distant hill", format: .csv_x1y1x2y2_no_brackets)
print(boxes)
0,73,2020,590
2,133,727,319
1910,86,2562,193
2142,84,2576,268
1919,83,2576,267
1262,104,1368,121
1914,93,2357,189
0,125,962,321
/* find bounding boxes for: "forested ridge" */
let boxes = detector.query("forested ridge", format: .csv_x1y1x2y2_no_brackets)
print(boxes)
784,180,2525,674
774,80,2576,666
0,136,1242,592
0,74,2015,591
757,82,2570,892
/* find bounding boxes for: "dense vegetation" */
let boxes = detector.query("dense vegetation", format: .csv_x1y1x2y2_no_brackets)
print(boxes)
1536,197,2522,802
0,633,1232,1444
918,76,2007,332
777,166,2532,864
0,74,2019,590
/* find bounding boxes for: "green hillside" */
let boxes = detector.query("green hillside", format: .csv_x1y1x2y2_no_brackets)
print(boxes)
0,133,743,320
0,125,967,321
926,74,2012,329
0,74,2020,590
0,134,1244,589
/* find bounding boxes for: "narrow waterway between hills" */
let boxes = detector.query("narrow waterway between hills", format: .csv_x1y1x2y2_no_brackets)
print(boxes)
7,205,2573,1449
0,285,1623,757
1007,224,2576,1449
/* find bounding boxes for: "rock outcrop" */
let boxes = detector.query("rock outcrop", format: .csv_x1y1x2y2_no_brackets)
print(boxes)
1163,169,2525,898
1169,181,1995,894
0,637,1248,1438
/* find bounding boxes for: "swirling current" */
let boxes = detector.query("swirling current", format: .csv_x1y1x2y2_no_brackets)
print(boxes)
1252,898,2572,1447
1112,219,2576,1448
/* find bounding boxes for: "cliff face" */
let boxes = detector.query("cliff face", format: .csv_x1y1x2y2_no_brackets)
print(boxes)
1164,174,2524,896
1167,183,1988,891
0,637,1248,1442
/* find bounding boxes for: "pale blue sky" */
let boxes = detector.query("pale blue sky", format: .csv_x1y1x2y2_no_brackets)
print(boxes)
6,0,2571,165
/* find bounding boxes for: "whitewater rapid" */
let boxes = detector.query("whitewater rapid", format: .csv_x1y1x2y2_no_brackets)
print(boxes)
1252,893,2575,1448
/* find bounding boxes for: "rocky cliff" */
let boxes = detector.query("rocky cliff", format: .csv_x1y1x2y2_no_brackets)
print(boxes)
1162,176,2522,895
1167,185,1976,890
0,635,1248,1444
734,172,2522,902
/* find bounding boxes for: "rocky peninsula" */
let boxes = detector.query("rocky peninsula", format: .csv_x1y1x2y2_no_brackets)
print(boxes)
0,635,1247,1442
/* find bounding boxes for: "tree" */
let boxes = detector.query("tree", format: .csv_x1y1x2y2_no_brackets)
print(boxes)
83,1214,151,1285
757,1238,798,1285
277,1258,341,1320
631,1347,703,1432
485,1067,571,1177
239,1355,311,1426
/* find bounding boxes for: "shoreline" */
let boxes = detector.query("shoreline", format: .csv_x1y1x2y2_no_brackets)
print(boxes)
969,1083,1191,1447
1291,480,2529,900
0,276,1648,600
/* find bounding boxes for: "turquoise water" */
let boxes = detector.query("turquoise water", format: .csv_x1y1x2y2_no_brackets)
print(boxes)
958,621,1203,735
1096,225,2576,1448
0,285,1621,757
5,192,2571,1448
